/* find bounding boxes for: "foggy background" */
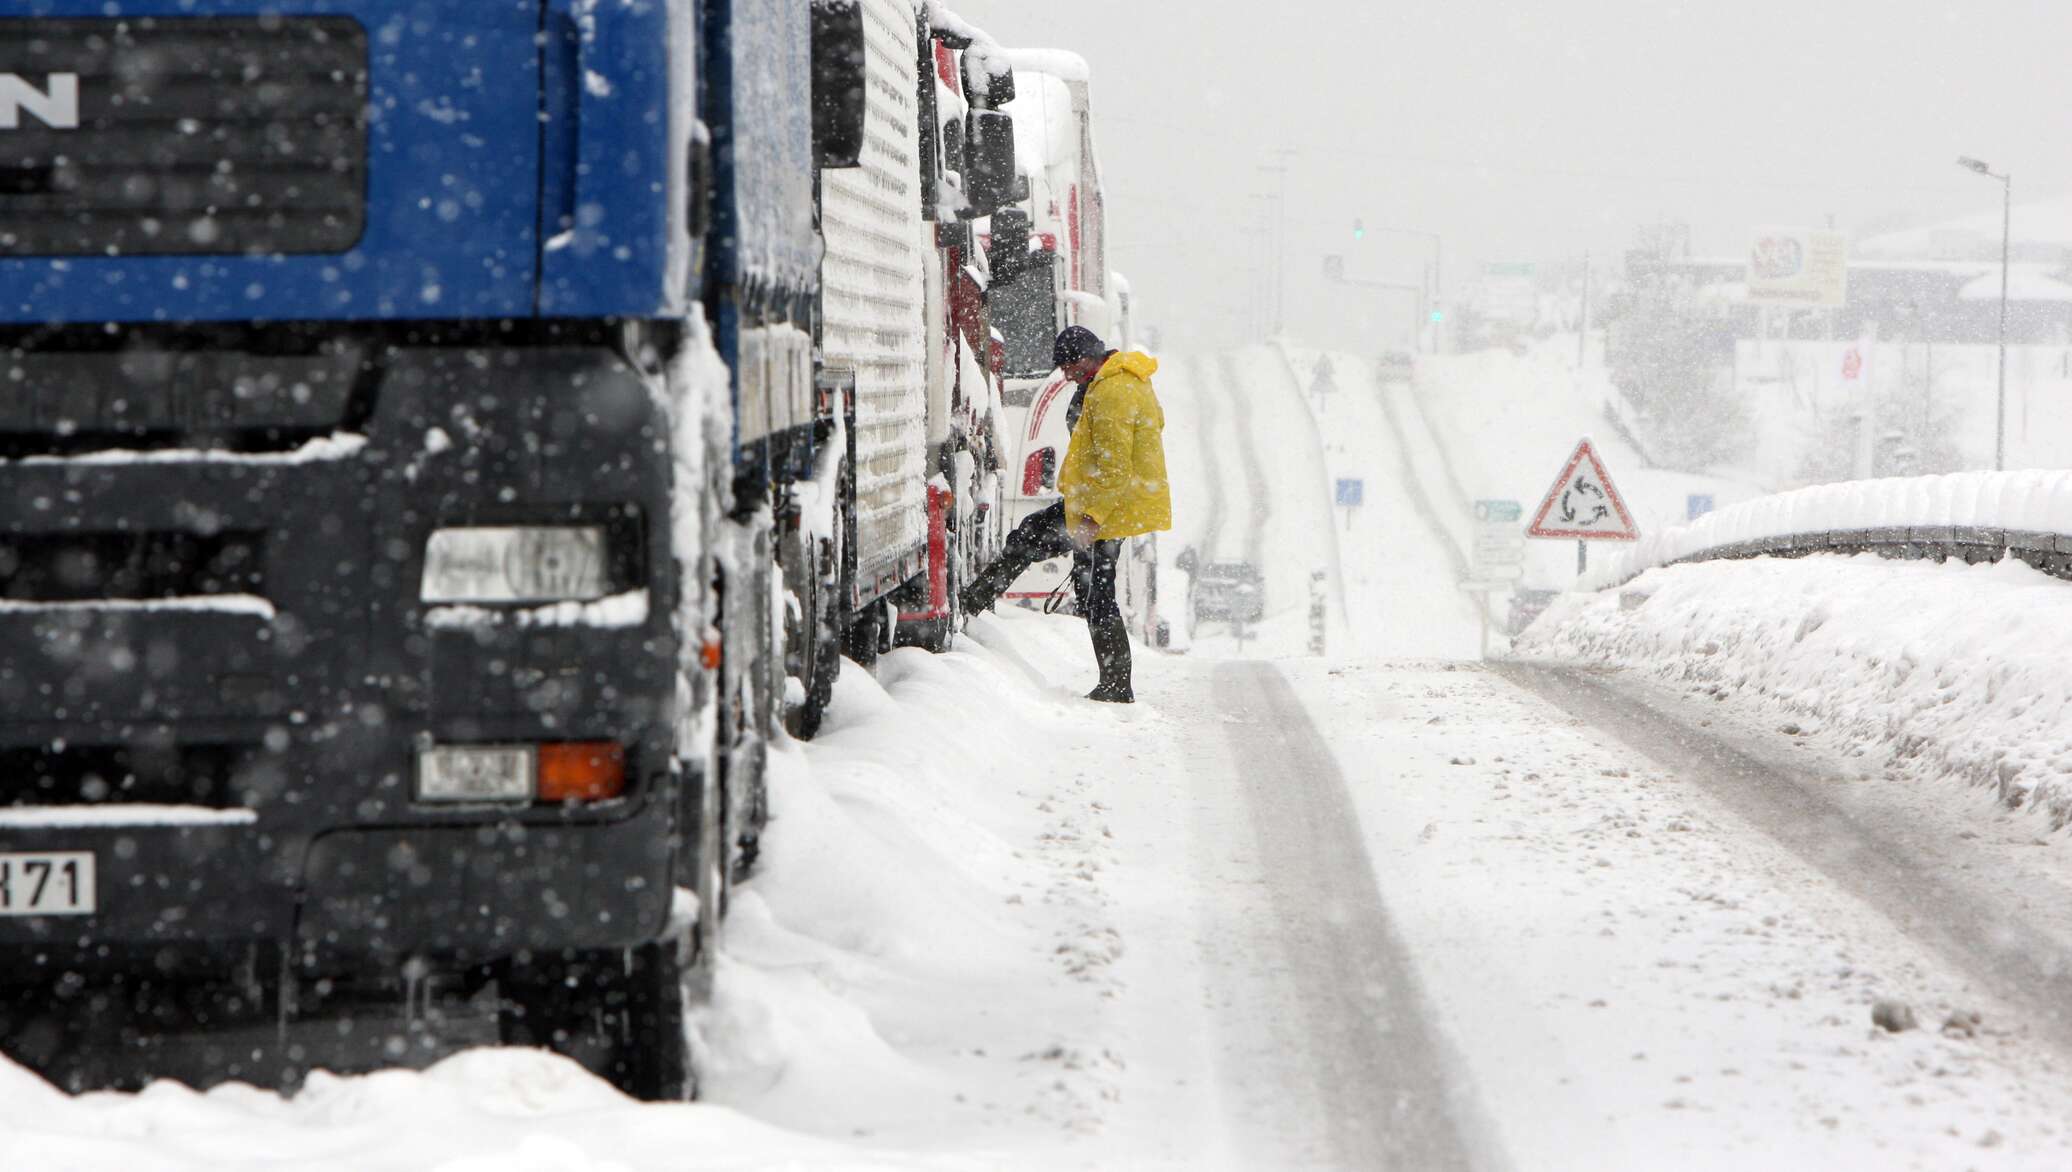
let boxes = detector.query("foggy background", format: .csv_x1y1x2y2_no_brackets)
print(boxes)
955,0,2072,354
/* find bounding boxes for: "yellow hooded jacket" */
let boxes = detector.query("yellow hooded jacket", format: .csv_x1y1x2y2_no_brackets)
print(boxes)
1058,351,1173,541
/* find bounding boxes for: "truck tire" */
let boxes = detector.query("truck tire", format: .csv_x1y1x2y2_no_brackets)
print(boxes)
843,598,884,667
788,523,842,740
893,561,958,653
498,940,689,1101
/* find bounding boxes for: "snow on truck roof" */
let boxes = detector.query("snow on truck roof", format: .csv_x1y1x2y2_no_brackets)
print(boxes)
924,3,992,49
996,47,1091,82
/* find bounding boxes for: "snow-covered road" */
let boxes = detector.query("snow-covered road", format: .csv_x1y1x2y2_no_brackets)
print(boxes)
1165,660,1481,1169
13,346,2072,1170
1501,661,2072,1057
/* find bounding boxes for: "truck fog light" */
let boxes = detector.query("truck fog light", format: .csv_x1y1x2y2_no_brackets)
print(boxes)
421,526,608,603
416,745,537,803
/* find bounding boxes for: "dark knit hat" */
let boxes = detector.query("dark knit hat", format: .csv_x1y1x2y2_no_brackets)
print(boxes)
1052,325,1107,368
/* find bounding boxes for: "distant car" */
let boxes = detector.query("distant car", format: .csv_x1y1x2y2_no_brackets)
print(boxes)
1191,561,1265,625
1377,349,1415,385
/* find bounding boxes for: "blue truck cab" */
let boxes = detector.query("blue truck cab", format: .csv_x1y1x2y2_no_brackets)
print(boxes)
0,0,817,1098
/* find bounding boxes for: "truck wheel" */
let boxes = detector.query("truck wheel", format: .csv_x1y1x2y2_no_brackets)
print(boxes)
498,940,689,1101
843,598,883,667
791,525,843,739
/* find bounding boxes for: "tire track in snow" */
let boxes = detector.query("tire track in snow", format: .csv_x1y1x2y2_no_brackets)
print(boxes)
1265,344,1350,633
1371,363,1493,626
1397,374,1477,522
1207,660,1488,1170
1186,353,1228,563
1213,352,1272,566
1498,661,2072,1058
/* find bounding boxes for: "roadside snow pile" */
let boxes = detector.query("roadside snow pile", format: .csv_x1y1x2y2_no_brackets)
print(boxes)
0,1048,874,1171
692,624,1126,1148
1522,553,2072,829
1589,469,2072,588
0,610,1123,1171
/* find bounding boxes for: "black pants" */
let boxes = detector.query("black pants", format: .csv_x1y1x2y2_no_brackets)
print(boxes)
963,502,1133,695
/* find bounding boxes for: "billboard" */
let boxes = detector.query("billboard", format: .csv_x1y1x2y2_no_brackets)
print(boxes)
1746,227,1849,308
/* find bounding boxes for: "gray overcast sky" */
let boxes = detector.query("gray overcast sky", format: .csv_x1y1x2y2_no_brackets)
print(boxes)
953,0,2072,351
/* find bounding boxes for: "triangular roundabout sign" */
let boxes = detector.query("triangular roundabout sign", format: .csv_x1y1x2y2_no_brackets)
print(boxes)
1527,438,1639,540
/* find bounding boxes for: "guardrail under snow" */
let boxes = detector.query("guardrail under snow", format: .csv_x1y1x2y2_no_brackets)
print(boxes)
1585,470,2072,590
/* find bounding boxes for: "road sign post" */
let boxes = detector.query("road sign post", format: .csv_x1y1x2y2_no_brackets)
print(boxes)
1526,439,1639,580
1335,477,1363,531
1308,569,1327,656
1471,499,1525,582
1463,499,1524,659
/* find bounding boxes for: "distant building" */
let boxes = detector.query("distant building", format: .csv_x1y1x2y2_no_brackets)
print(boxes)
1638,197,2072,345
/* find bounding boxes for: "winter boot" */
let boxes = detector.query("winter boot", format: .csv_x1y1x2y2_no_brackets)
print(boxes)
1087,612,1134,703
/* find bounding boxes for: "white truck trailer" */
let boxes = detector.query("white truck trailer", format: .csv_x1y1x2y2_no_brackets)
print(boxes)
803,0,1018,705
982,51,1165,644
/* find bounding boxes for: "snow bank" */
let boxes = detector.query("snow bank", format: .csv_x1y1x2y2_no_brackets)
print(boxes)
1522,553,2072,829
5,434,366,466
1585,468,2072,589
0,1048,877,1171
694,619,1128,1151
0,608,1122,1169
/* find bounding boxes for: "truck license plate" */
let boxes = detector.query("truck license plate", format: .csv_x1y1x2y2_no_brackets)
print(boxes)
0,852,95,916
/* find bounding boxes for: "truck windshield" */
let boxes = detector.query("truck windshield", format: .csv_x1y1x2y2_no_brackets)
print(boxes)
990,259,1058,379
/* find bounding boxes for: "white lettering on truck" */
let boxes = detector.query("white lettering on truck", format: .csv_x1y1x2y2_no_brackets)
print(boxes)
0,73,81,130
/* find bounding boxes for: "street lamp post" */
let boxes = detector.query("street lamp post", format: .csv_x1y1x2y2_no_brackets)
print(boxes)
1957,156,2011,471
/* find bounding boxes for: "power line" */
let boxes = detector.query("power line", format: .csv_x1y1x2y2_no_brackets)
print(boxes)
1098,112,1983,197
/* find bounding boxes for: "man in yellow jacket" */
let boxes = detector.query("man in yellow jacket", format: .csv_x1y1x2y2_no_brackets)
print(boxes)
962,326,1171,702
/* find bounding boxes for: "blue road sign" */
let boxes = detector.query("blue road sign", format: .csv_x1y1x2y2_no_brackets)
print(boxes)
1687,493,1716,521
1336,478,1364,508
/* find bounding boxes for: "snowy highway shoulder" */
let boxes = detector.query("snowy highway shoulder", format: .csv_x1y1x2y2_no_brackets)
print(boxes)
1282,658,2072,1169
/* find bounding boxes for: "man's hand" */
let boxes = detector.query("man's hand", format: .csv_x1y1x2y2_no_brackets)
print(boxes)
1067,514,1101,549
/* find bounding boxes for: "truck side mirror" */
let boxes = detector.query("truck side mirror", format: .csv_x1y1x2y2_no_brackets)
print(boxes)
811,0,867,169
963,109,1017,218
962,49,1015,109
987,206,1032,274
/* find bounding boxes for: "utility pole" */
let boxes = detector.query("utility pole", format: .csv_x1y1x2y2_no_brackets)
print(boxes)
1256,153,1294,338
1957,156,2012,471
1577,251,1591,369
1430,235,1443,351
1997,173,2011,466
1855,319,1881,479
1247,193,1275,343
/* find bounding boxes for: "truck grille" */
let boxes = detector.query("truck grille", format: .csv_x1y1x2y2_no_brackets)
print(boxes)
0,744,256,808
0,531,264,603
0,331,369,455
0,16,368,257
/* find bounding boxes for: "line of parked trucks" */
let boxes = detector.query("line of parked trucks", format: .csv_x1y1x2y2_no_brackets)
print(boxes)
0,0,1150,1099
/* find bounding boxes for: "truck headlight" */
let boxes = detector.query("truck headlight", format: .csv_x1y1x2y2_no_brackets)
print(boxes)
420,526,608,603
